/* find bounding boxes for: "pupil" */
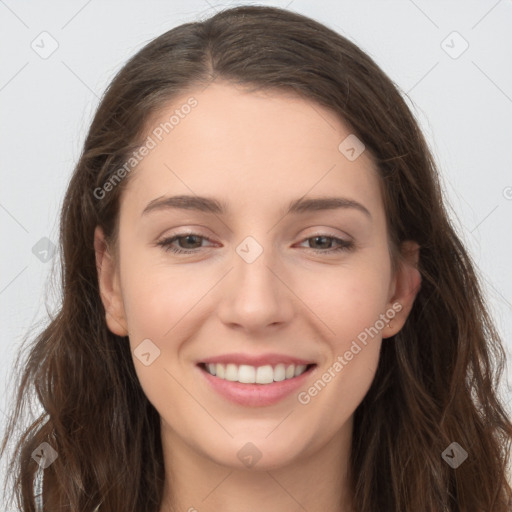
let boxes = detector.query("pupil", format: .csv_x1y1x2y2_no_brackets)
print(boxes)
183,235,200,248
314,236,329,249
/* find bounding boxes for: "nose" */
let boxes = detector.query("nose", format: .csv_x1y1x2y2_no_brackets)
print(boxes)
216,241,295,334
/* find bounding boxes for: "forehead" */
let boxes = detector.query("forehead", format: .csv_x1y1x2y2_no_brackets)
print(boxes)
121,81,383,222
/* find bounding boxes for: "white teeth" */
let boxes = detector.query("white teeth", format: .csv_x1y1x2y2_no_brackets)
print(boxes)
238,365,255,383
203,362,310,384
225,363,238,381
273,364,286,382
294,364,307,377
256,365,274,384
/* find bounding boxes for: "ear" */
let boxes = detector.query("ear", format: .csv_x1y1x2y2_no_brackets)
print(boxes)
94,225,128,337
383,240,422,339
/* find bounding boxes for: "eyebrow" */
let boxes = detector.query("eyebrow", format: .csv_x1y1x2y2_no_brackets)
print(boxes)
141,194,372,219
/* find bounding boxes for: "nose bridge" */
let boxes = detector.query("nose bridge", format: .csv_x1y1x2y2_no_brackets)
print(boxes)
234,233,280,303
218,233,293,330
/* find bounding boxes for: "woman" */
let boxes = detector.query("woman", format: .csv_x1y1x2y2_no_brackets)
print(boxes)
2,5,511,511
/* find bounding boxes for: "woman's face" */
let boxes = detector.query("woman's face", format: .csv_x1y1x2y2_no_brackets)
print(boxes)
95,81,420,471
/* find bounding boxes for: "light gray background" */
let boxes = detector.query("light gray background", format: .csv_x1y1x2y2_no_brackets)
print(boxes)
1,0,511,506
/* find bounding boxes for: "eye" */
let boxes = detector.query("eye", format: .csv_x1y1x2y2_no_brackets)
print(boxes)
156,232,355,255
296,234,355,254
156,233,214,254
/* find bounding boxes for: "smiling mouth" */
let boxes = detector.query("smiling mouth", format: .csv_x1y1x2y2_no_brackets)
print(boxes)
198,362,317,385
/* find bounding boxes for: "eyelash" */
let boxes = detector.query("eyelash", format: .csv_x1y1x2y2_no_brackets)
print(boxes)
156,232,355,255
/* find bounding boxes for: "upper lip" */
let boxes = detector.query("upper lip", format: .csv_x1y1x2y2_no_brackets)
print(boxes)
199,353,316,367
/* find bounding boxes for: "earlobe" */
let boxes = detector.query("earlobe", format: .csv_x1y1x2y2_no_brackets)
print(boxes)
93,226,129,337
383,240,422,339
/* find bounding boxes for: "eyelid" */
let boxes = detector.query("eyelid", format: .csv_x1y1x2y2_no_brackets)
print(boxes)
297,228,352,241
157,229,351,245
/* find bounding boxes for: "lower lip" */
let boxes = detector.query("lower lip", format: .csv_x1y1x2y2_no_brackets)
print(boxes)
197,364,317,407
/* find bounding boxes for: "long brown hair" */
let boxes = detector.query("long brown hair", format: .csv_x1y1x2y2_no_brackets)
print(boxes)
2,5,511,511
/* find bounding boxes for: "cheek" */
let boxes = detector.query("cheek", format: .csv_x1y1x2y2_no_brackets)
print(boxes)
119,260,204,416
299,257,391,342
120,246,204,340
295,252,390,400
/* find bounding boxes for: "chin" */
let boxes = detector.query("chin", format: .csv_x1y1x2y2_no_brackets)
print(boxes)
198,431,311,471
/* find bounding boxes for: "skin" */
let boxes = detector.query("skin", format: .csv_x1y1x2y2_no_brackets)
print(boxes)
94,81,421,512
